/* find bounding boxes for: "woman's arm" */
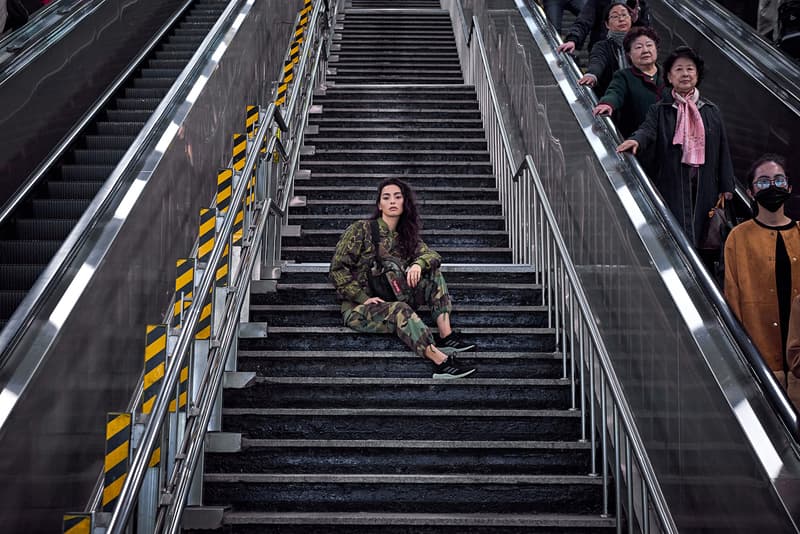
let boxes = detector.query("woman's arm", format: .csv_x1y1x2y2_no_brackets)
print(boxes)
412,239,442,272
789,295,800,377
723,229,742,321
596,69,628,114
583,41,612,85
714,107,736,195
628,102,659,152
329,221,372,304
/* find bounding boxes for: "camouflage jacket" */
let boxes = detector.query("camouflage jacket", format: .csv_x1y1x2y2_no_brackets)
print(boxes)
329,218,442,309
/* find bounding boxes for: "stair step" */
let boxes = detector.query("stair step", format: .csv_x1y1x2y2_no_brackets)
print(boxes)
307,118,484,128
288,213,504,229
305,138,487,150
203,473,604,514
198,511,615,533
306,128,487,138
205,439,590,475
283,232,508,248
236,350,560,378
222,407,581,441
223,376,570,409
303,149,489,162
292,186,496,200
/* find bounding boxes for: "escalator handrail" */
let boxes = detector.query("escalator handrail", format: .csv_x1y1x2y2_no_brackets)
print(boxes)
519,1,799,439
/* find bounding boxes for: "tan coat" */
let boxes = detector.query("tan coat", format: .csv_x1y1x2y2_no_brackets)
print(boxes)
789,295,800,377
724,220,800,371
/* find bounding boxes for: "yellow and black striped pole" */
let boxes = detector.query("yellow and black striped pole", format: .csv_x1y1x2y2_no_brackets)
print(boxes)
232,133,247,173
142,324,166,468
216,168,233,213
172,258,194,328
63,513,91,534
245,105,259,139
103,412,132,512
196,209,217,341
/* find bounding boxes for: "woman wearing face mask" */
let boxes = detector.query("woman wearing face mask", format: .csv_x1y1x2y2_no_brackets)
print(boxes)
578,1,632,97
724,154,800,406
592,27,665,138
617,46,735,246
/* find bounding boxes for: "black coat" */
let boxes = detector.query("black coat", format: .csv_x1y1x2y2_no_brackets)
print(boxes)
565,0,651,51
630,94,736,246
586,38,628,97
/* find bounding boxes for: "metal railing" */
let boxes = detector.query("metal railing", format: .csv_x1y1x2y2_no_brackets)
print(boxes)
97,1,338,532
444,1,678,531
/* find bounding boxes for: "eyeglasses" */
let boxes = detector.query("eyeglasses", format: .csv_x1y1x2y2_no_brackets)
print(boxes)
753,174,790,190
608,12,631,20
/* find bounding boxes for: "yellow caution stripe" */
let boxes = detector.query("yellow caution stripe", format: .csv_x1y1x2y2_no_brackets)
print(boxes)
216,168,233,213
216,243,229,287
142,324,167,415
245,105,258,138
232,133,247,172
198,208,217,263
172,259,195,328
300,5,312,16
232,205,244,245
246,168,256,207
103,413,131,511
63,514,91,534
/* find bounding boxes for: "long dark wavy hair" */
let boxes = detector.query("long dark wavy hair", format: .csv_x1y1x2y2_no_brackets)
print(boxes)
371,177,421,259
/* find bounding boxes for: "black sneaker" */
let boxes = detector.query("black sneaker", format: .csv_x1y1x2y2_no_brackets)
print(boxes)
432,356,476,379
437,331,477,355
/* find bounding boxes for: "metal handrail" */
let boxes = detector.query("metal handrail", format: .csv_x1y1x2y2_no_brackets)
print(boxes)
523,0,799,439
446,1,677,530
516,155,679,532
103,0,334,530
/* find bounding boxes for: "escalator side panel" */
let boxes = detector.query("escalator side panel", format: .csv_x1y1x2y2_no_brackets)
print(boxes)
0,0,184,208
0,1,302,532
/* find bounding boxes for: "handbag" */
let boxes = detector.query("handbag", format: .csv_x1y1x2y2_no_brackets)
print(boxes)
6,0,29,32
367,219,411,303
699,196,733,251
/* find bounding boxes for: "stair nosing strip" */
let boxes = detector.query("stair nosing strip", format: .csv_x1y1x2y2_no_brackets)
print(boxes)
204,473,601,484
237,350,559,359
239,438,589,449
251,377,568,386
222,407,580,417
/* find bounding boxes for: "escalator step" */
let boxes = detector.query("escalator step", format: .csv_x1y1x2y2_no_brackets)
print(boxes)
124,87,170,99
139,68,182,79
1,291,29,319
0,265,46,290
84,135,136,150
47,181,104,199
94,121,145,136
172,28,211,37
161,42,201,52
31,199,92,219
73,149,127,165
147,59,188,70
132,77,176,89
105,110,153,123
0,240,62,263
115,97,162,110
153,51,195,61
60,164,115,181
15,219,77,240
168,35,207,45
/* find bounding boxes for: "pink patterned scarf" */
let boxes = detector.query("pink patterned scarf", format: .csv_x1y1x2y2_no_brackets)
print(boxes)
672,88,705,167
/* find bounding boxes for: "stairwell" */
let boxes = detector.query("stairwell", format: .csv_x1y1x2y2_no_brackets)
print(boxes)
195,1,616,531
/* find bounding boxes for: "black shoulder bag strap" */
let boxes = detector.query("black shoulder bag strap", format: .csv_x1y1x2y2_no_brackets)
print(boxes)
369,219,382,262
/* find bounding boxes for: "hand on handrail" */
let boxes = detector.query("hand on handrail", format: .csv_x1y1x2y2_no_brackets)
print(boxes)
557,40,576,53
578,74,597,86
592,103,613,116
617,139,639,155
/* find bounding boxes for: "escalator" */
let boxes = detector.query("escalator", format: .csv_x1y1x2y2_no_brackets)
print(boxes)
0,0,229,332
470,0,800,531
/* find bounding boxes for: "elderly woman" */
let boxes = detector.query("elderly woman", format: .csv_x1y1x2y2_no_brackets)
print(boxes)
592,26,665,138
558,0,650,53
578,1,633,97
617,46,735,247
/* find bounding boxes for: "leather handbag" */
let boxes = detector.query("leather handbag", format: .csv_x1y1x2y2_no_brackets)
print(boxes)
367,220,411,302
699,197,733,251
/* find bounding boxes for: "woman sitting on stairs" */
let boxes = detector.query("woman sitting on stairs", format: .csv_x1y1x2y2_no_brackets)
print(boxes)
329,177,478,379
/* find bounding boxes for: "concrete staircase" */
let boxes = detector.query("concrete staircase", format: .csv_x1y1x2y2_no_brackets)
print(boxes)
192,1,617,531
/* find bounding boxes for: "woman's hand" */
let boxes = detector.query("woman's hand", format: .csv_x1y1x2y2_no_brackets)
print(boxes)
558,41,576,53
578,74,596,86
593,103,613,116
617,139,639,154
363,297,385,305
406,264,422,288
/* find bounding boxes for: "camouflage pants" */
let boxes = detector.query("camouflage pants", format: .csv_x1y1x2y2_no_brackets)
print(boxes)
343,269,452,357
